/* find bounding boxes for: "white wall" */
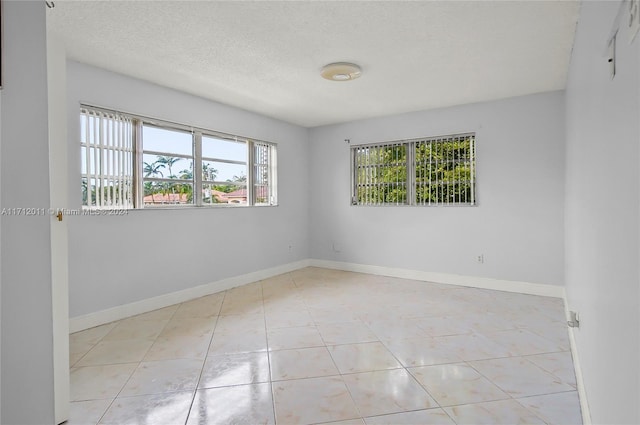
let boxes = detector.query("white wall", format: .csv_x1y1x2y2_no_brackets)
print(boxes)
1,1,56,423
308,92,565,286
66,62,309,318
565,1,640,424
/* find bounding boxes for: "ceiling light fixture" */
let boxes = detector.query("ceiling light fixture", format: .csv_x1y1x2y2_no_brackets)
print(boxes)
321,62,362,81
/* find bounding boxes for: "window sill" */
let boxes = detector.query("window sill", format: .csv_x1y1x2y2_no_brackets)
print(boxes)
82,203,277,211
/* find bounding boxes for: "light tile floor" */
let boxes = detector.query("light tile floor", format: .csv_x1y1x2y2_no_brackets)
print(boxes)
69,267,582,425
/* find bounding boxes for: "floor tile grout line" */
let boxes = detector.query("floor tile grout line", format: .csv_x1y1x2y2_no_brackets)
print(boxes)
69,322,120,369
261,274,279,425
521,351,579,386
93,397,119,425
93,362,139,425
420,377,512,409
182,288,229,425
512,388,584,424
465,354,576,419
333,329,436,422
331,355,366,422
355,406,457,425
513,388,583,401
86,316,163,424
70,343,97,370
511,397,553,425
401,360,449,416
76,311,175,369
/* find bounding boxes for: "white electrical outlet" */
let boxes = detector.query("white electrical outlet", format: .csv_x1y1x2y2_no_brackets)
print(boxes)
476,254,484,264
629,0,640,43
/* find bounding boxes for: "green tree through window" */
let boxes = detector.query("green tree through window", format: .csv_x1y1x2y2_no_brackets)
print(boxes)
352,134,475,206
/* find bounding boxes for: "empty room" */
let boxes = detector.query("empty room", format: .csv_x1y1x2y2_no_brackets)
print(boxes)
0,0,638,424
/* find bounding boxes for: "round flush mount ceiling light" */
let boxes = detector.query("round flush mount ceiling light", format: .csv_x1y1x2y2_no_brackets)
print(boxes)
321,62,362,81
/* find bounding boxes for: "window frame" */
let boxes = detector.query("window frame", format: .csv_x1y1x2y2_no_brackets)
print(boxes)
80,104,278,210
350,133,476,207
140,122,196,207
199,132,250,206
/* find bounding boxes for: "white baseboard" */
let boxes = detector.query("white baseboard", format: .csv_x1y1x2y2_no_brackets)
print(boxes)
70,258,564,333
563,295,592,425
309,259,565,298
69,259,311,333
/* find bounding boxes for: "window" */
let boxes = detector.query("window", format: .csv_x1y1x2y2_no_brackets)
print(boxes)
253,142,277,205
80,107,134,209
80,106,277,209
351,133,475,206
201,135,247,205
142,125,194,206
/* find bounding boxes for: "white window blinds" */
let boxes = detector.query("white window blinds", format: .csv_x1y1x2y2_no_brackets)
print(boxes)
80,107,134,209
352,142,408,205
253,141,277,205
351,133,476,206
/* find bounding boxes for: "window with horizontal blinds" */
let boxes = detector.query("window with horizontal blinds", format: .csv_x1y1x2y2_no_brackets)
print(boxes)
351,133,476,206
80,107,134,209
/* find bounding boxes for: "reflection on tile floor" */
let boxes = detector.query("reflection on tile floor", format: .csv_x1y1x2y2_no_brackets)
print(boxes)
69,267,582,425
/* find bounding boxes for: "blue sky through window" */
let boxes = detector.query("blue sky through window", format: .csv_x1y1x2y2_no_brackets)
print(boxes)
143,126,247,183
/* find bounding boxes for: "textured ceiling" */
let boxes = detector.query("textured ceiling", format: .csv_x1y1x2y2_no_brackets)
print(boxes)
47,1,580,128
